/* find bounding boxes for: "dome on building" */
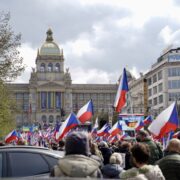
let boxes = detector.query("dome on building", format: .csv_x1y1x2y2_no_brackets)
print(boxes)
118,69,135,83
39,28,60,56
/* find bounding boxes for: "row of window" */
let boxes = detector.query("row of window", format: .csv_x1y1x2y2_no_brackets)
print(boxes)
41,115,61,123
169,92,180,101
148,95,163,106
16,93,29,100
168,67,180,77
168,80,180,89
148,83,163,97
40,63,60,72
147,71,162,86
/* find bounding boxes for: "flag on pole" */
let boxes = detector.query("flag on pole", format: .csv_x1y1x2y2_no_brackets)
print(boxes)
144,115,153,125
148,102,179,138
135,120,144,131
56,113,80,141
5,130,18,143
172,131,180,138
114,68,129,112
97,124,111,136
77,99,93,124
109,121,122,136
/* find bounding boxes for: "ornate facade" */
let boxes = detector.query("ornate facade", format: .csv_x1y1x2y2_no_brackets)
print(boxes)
8,29,118,126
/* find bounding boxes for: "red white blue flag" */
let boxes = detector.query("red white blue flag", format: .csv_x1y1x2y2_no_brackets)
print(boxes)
56,113,80,141
109,121,122,136
148,102,179,138
97,124,111,136
144,116,153,125
5,130,18,143
77,99,93,124
135,120,144,131
114,68,129,112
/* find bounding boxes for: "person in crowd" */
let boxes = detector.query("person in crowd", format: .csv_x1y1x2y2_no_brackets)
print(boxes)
118,141,132,170
157,138,180,180
120,143,165,180
98,141,113,165
102,152,124,178
58,140,65,151
136,130,163,164
89,142,104,167
50,131,102,178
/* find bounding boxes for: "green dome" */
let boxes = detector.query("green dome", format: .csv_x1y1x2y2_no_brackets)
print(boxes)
39,28,60,56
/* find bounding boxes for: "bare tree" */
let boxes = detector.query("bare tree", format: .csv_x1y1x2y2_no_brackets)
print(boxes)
0,11,25,81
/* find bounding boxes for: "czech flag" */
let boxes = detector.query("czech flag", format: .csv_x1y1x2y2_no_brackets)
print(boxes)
148,102,179,138
109,121,122,136
56,113,80,141
144,116,153,125
5,130,18,143
77,99,93,124
120,133,129,140
114,68,129,112
172,131,180,138
97,124,111,136
135,120,144,131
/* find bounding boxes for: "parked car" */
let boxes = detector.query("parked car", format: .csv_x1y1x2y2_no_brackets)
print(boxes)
0,145,63,178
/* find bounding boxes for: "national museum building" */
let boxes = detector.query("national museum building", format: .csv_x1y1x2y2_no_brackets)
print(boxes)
8,29,119,126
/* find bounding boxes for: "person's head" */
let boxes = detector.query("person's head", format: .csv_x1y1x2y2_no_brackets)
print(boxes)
166,138,180,154
98,141,108,148
59,140,65,148
136,130,149,142
65,131,90,156
131,143,150,167
109,153,123,166
121,141,132,151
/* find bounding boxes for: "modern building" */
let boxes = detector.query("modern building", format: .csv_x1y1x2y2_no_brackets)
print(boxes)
145,47,180,117
8,29,119,126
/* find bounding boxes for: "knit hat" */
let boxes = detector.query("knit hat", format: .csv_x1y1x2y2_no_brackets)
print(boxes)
65,131,90,156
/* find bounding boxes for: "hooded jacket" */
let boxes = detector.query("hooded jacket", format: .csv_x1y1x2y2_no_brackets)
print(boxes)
102,164,124,179
52,154,102,178
120,164,165,180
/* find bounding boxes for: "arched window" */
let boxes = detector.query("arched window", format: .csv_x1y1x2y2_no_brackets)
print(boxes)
40,63,45,72
55,63,60,72
48,63,53,72
49,115,54,123
42,115,47,123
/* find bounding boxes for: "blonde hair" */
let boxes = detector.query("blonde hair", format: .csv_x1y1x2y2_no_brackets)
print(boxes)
109,153,123,165
166,138,180,153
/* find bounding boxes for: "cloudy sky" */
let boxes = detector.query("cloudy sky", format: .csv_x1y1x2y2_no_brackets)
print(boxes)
1,0,180,84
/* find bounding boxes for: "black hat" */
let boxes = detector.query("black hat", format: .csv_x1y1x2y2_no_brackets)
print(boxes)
65,131,90,156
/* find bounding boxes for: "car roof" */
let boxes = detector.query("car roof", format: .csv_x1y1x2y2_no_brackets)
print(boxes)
0,145,63,158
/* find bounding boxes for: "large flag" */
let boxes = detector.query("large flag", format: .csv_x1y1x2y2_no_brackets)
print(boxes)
5,130,18,143
114,68,129,112
109,121,122,136
77,99,93,124
144,115,153,125
148,102,179,138
56,113,80,141
97,124,111,136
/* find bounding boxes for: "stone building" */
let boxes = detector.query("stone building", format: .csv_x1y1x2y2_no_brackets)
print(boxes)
8,29,118,126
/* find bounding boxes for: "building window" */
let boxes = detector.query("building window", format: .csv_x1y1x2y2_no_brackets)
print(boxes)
159,95,163,104
158,83,163,92
158,71,162,80
40,63,45,72
148,99,152,106
16,93,23,99
55,63,60,72
48,63,53,72
49,115,54,123
148,89,152,97
168,67,180,77
153,74,157,83
169,92,180,101
153,97,157,106
153,86,157,95
148,78,152,86
42,115,47,123
168,80,180,89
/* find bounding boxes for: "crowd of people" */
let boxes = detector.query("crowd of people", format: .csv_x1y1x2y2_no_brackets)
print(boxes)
49,130,180,180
